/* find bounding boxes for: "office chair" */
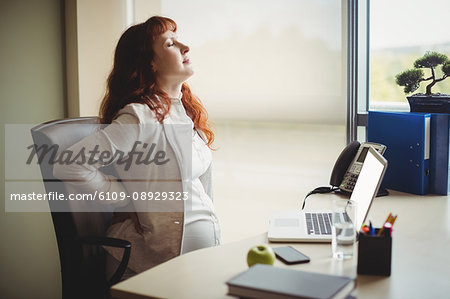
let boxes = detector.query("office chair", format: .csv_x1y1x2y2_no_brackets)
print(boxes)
31,117,131,299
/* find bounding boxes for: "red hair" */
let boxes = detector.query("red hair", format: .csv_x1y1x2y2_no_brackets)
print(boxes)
99,16,215,148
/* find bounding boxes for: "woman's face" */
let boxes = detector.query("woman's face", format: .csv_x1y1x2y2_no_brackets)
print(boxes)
151,30,193,84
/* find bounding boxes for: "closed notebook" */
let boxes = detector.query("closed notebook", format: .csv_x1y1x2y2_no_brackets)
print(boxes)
226,264,355,299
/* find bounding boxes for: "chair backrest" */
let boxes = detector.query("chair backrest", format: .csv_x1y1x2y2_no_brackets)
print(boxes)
31,117,115,298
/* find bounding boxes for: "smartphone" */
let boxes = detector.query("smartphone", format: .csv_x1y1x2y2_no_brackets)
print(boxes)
273,246,310,265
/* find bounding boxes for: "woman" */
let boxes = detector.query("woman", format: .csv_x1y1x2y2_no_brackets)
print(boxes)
53,16,221,276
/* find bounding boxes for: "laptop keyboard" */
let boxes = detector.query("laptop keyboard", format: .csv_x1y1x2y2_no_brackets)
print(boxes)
305,212,332,235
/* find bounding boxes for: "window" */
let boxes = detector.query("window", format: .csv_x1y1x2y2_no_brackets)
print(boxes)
161,0,346,125
352,0,450,141
369,0,450,111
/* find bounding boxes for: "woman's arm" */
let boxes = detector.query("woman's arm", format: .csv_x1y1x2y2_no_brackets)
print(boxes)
53,110,142,207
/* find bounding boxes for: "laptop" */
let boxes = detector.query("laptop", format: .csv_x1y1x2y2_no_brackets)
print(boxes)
268,146,388,242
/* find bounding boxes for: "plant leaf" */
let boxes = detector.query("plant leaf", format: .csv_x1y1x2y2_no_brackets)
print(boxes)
395,69,424,94
414,51,448,68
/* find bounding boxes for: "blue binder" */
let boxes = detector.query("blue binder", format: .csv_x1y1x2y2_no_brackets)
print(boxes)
368,111,431,195
430,113,450,195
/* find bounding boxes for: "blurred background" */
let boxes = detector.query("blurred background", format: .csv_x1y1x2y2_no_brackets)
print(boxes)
1,0,449,298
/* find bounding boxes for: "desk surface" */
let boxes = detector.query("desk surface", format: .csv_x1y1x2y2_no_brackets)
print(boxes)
111,191,450,299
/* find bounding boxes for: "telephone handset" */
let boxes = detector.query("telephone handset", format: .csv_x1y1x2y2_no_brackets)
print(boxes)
330,141,386,193
302,141,387,210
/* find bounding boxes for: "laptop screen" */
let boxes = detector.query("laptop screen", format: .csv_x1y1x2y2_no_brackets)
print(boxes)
350,147,387,229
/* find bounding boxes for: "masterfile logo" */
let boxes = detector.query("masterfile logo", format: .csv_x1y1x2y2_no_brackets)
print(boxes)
4,123,193,212
26,140,170,171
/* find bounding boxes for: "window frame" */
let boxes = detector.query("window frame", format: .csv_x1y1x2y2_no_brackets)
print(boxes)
346,0,370,144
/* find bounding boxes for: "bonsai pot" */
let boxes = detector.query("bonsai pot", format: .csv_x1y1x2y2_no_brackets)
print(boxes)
407,94,450,113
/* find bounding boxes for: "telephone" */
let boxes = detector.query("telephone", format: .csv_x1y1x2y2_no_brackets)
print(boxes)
330,141,386,193
302,141,387,209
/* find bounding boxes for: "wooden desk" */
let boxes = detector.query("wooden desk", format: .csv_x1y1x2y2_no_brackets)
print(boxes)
111,191,450,299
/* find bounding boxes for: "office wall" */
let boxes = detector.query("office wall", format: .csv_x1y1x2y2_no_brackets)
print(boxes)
0,0,65,298
66,0,129,117
65,0,162,117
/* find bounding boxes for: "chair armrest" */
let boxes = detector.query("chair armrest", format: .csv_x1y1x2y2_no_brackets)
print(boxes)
79,236,131,248
78,236,131,286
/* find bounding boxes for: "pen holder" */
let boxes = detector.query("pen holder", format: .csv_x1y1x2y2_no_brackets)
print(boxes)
357,228,392,276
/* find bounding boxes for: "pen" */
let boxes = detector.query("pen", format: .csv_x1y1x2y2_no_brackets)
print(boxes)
383,222,393,236
378,213,397,236
377,213,391,236
369,221,375,236
386,215,397,236
390,215,398,227
361,224,370,234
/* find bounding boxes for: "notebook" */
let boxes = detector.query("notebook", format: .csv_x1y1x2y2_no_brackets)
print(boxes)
268,146,387,242
226,264,355,299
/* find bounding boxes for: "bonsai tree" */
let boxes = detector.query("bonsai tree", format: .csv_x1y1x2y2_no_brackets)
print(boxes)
395,51,450,96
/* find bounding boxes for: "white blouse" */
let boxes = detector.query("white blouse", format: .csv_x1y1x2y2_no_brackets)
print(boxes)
169,98,221,254
54,96,221,272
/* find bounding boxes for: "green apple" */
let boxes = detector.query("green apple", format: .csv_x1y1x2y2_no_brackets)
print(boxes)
247,244,276,267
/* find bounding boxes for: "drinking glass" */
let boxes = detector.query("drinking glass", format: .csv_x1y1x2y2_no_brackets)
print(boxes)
331,198,357,260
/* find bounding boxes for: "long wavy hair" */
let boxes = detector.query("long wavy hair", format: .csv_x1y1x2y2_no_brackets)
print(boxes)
99,16,215,148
